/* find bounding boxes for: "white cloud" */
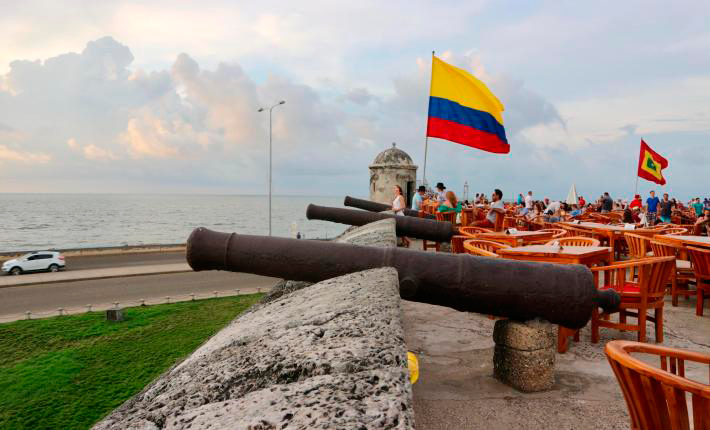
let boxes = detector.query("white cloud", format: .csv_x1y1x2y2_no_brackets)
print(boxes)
0,145,50,164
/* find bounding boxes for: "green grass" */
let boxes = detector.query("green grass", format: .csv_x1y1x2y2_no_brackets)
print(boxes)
0,294,263,430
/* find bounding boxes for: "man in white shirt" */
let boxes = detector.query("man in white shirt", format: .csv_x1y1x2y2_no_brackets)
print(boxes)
472,189,505,228
521,191,533,215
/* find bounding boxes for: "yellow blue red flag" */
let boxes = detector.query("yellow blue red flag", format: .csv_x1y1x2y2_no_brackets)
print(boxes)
426,56,509,154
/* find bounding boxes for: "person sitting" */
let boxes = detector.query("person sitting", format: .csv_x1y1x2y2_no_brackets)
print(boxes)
472,189,505,228
411,185,426,211
437,191,462,213
435,182,447,203
693,208,710,236
601,192,614,213
622,208,640,224
569,204,585,217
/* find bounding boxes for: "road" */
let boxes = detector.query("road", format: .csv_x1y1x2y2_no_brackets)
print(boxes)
64,251,186,270
0,252,279,320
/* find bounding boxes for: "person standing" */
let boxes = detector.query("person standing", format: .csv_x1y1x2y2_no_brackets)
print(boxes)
659,193,673,223
411,185,426,211
517,193,524,206
392,185,410,247
578,195,586,207
601,192,613,213
522,191,533,216
629,194,643,209
646,190,660,225
691,197,704,217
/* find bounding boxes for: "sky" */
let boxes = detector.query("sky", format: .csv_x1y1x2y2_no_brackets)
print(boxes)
0,0,708,201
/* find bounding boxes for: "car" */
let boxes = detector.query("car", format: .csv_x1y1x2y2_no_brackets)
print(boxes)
1,251,66,275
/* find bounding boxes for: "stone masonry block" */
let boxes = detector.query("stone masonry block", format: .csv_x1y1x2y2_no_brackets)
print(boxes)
493,318,555,351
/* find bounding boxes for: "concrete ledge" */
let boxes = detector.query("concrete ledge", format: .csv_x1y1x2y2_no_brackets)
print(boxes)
0,244,186,263
93,267,414,429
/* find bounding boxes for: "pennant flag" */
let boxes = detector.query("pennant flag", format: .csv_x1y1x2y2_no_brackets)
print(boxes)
426,56,509,154
637,139,668,185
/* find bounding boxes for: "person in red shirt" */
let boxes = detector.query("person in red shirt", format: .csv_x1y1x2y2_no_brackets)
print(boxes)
629,194,643,209
578,196,586,207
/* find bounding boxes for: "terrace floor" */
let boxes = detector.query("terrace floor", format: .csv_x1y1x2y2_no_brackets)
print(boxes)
402,295,710,429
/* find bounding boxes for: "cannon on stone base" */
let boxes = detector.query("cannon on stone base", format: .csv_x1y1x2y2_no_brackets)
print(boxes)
307,204,454,242
343,196,435,219
187,228,619,329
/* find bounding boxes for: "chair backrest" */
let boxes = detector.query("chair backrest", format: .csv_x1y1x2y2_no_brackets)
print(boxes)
450,235,467,254
537,228,567,239
687,246,710,279
649,239,679,258
624,233,651,259
463,239,510,257
605,340,710,430
458,226,493,237
589,213,611,224
562,225,598,239
493,211,505,232
549,236,600,247
460,208,474,227
592,256,675,304
435,211,457,224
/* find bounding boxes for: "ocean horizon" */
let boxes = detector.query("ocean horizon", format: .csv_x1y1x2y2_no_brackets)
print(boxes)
0,193,359,252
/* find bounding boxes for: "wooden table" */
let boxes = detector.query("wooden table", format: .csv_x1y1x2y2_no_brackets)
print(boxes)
470,231,553,247
497,245,612,266
653,234,710,249
559,221,627,258
497,245,612,353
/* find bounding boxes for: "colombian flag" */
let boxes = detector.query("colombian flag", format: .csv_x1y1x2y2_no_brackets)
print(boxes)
426,56,509,154
637,139,668,185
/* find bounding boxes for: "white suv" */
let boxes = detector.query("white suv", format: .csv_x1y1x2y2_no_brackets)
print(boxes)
1,251,66,275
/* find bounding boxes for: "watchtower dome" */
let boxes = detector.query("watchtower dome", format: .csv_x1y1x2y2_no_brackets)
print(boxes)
369,143,418,206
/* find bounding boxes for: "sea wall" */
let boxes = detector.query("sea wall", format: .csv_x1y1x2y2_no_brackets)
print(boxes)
94,218,414,429
0,244,185,262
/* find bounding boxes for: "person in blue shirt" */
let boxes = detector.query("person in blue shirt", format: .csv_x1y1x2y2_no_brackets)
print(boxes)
411,185,426,211
517,193,524,206
646,190,660,224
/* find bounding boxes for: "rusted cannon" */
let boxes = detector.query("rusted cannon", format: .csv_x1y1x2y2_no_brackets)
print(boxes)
306,204,454,242
343,196,435,219
186,228,620,329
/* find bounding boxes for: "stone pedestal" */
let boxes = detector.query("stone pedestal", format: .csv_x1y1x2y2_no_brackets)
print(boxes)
493,318,555,392
106,309,124,322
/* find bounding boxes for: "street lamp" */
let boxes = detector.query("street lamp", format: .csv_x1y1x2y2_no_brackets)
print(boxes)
257,100,286,236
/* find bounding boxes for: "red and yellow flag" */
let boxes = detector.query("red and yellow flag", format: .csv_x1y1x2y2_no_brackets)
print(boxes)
637,139,668,185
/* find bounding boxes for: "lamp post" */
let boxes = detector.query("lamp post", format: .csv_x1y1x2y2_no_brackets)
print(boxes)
258,100,285,236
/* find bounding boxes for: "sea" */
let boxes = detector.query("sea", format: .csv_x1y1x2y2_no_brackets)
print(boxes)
0,194,350,252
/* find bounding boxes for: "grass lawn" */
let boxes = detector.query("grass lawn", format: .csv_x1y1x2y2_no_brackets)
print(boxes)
0,294,263,430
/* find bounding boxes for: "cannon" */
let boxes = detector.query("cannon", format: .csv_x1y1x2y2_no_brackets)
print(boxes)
343,196,435,219
187,228,620,329
307,204,454,242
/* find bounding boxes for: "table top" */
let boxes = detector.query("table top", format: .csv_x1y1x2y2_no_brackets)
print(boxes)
497,245,612,258
475,231,551,238
653,234,710,247
559,221,628,232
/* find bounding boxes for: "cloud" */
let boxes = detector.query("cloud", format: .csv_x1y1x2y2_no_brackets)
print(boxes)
0,145,50,164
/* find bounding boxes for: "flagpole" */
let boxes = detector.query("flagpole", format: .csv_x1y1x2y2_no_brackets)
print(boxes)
422,50,435,188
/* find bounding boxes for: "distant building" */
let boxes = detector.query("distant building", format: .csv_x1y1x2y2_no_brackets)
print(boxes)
369,143,418,207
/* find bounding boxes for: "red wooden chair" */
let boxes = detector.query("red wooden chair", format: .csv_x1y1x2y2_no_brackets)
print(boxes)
649,240,695,307
462,239,510,257
422,210,457,252
546,236,600,247
605,340,710,430
687,246,710,316
591,256,676,344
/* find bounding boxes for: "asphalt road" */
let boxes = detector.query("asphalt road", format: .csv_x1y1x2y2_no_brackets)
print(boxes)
64,251,186,270
0,271,279,318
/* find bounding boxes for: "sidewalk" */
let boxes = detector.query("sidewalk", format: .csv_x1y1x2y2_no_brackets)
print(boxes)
0,263,191,288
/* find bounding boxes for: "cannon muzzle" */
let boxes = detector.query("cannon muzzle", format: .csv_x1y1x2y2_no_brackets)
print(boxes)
343,196,435,219
186,227,619,329
306,204,454,242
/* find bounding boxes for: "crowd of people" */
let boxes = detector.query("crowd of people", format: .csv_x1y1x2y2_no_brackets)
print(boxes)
402,183,710,236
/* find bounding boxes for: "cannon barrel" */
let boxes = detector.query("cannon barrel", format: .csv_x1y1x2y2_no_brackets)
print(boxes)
186,228,620,329
307,204,454,242
343,196,435,219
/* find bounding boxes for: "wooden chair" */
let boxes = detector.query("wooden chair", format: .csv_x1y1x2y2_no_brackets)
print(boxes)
591,256,676,344
659,227,689,235
423,211,457,251
687,246,710,316
624,233,651,259
547,236,600,247
650,240,695,307
562,225,599,239
462,239,510,257
460,208,474,227
493,212,505,232
605,340,710,430
527,228,567,245
450,235,467,254
458,226,493,237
